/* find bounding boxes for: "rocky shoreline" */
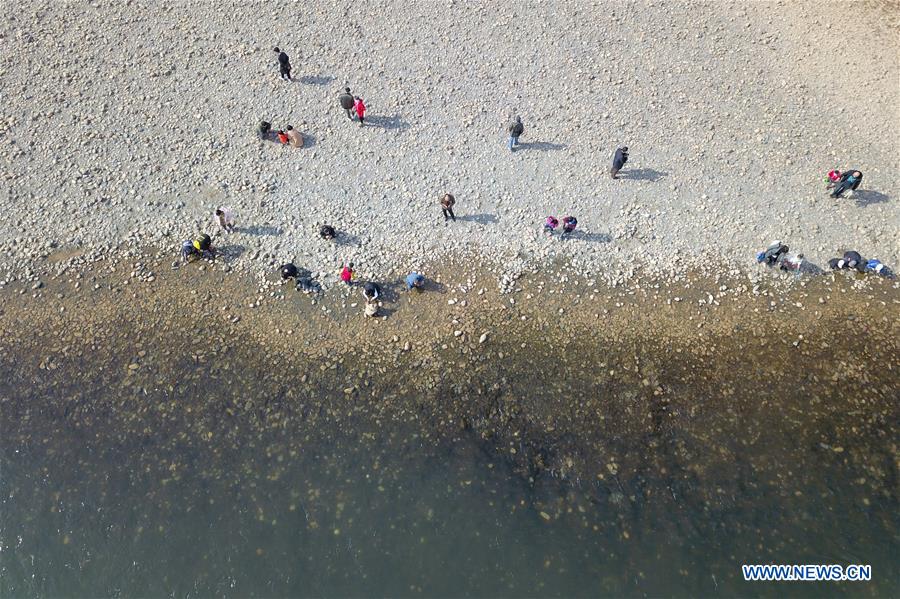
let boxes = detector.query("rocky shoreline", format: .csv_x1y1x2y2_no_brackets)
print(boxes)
3,251,898,483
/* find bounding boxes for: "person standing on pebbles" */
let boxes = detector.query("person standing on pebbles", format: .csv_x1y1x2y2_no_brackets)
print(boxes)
214,207,235,233
507,116,524,151
354,96,366,126
340,262,355,285
440,193,456,222
611,146,628,179
339,87,355,120
274,47,292,80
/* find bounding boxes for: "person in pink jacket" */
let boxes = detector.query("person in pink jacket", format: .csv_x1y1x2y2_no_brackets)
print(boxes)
354,96,366,126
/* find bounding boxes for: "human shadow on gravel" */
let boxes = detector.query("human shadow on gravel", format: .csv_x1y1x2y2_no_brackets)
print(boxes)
217,244,246,262
365,115,410,130
334,231,360,246
574,231,612,243
299,75,335,85
853,190,890,207
458,213,499,225
302,133,316,149
236,225,283,236
518,141,566,152
619,168,668,182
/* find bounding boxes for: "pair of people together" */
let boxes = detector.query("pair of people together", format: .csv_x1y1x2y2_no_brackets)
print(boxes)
338,88,366,125
544,215,578,236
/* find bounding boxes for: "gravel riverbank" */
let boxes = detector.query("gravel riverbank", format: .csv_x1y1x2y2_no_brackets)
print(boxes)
2,1,898,288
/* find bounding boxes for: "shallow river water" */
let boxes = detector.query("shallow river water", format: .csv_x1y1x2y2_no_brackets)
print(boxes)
1,275,898,598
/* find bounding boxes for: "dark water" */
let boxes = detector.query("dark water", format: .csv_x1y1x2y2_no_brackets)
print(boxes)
1,303,898,598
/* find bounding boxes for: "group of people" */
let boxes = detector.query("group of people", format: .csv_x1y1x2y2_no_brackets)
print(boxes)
274,254,427,318
756,240,891,278
544,215,578,237
258,121,303,147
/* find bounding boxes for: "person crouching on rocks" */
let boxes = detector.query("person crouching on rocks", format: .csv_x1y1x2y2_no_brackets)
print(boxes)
281,263,299,280
828,250,866,272
362,281,380,302
756,240,789,267
286,125,303,148
561,215,578,238
544,215,559,235
406,271,425,291
182,234,214,262
319,224,336,240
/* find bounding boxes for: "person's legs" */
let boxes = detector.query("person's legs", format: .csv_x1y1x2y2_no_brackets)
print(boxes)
611,167,619,179
442,208,449,221
448,207,455,221
513,135,519,146
508,136,514,151
359,115,364,126
346,108,353,120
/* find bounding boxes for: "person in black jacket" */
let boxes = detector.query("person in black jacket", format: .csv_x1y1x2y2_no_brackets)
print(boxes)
830,170,863,198
611,146,628,179
339,87,355,120
274,47,291,80
508,116,524,151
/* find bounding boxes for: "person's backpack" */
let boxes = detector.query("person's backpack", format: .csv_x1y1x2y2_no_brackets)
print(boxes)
194,234,211,251
340,93,354,109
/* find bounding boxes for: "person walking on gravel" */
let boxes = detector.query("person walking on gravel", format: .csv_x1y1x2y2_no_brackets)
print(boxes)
508,116,524,151
339,87,355,120
440,193,456,222
611,146,628,179
354,96,366,126
274,47,292,80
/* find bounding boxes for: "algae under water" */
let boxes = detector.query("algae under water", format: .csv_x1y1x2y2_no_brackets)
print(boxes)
0,269,898,597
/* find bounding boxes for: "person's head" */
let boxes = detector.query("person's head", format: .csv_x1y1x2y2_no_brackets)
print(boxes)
348,262,354,269
622,146,628,152
287,125,293,131
515,116,521,123
853,171,861,177
345,87,351,93
273,47,280,53
215,208,223,216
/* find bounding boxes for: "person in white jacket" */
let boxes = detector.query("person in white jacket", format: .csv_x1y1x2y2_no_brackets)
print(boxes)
214,207,234,233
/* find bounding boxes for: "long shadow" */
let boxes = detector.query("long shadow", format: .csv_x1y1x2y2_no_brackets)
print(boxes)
299,75,335,85
302,133,316,149
797,261,824,276
575,231,612,243
365,114,410,130
518,141,566,152
853,189,890,207
334,231,360,246
619,168,668,182
217,244,246,263
458,213,499,225
235,225,283,236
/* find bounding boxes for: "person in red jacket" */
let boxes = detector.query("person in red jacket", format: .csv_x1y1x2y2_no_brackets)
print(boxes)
276,130,289,144
354,96,366,126
340,262,355,284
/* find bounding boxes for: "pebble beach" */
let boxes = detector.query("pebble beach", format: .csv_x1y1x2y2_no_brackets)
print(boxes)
2,0,898,289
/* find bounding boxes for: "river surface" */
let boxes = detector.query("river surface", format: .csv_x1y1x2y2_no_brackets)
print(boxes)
1,277,898,598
